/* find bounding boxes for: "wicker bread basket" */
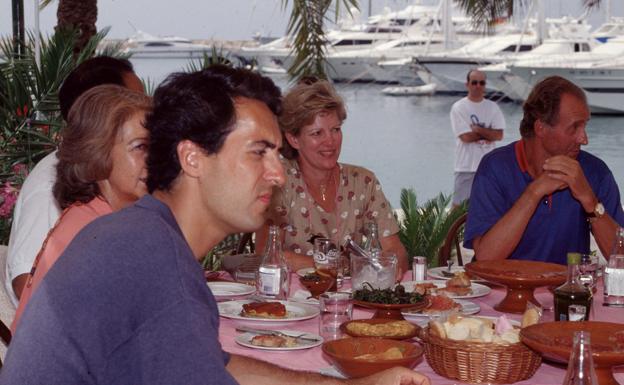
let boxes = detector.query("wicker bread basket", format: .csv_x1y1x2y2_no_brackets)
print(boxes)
419,326,542,384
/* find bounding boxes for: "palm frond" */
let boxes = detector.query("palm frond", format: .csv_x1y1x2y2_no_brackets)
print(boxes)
281,0,358,81
398,188,468,267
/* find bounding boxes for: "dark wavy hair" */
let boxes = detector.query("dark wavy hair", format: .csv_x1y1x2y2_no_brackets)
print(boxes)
58,56,135,121
520,76,587,138
54,85,152,209
279,80,346,160
144,65,282,193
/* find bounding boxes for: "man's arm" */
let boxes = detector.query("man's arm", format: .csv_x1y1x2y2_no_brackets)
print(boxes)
473,125,503,141
473,172,566,260
543,156,620,258
226,354,430,385
12,273,28,299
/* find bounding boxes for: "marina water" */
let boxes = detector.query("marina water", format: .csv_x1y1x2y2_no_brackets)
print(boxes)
131,57,624,208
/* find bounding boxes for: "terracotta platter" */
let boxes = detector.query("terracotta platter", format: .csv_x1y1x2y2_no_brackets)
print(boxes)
465,260,567,314
521,321,624,385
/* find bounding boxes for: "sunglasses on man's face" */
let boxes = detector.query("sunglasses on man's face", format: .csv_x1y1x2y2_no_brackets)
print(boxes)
470,80,486,86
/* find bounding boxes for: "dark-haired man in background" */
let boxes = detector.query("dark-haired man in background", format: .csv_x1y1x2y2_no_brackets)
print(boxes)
5,57,143,303
1,66,430,385
465,76,624,264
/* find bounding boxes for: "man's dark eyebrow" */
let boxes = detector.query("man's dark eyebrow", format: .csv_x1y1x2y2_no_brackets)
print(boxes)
251,140,277,149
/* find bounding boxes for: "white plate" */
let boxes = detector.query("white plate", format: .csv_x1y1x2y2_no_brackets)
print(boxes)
401,280,491,299
235,330,323,351
401,299,480,318
218,299,320,322
428,266,467,280
296,267,316,277
207,282,255,298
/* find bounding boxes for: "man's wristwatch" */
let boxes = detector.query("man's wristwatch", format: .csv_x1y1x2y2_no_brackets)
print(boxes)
587,201,605,223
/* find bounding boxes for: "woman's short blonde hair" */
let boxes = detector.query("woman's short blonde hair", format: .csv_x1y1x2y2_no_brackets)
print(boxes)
279,80,346,159
54,84,152,209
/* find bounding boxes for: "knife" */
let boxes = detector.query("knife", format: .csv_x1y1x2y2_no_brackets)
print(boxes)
235,326,321,342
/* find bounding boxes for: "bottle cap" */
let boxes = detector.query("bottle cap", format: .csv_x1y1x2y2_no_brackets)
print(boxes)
567,252,581,265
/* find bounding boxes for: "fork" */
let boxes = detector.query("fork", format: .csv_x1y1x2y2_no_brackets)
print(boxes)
447,260,454,273
235,326,320,342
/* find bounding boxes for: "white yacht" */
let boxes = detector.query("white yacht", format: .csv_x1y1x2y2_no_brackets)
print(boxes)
123,31,216,59
413,32,540,92
234,2,441,74
507,38,624,114
479,17,599,100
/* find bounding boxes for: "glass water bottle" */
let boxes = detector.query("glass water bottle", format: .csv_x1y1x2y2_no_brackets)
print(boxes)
256,225,290,300
562,331,598,385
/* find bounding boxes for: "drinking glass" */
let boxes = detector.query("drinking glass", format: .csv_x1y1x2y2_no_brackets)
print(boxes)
579,254,600,292
313,238,341,289
319,292,353,341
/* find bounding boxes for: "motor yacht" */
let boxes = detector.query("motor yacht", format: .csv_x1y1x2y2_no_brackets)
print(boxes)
123,31,216,59
507,38,624,114
479,17,599,100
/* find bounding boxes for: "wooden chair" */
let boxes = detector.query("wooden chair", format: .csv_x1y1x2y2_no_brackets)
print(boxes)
437,213,468,267
236,232,255,254
0,318,10,368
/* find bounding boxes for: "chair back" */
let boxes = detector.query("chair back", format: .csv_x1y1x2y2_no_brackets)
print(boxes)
437,213,468,267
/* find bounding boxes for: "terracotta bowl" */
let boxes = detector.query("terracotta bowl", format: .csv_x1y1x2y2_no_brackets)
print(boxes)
299,274,335,298
340,319,420,340
521,321,624,385
353,300,427,320
322,337,423,378
465,260,566,314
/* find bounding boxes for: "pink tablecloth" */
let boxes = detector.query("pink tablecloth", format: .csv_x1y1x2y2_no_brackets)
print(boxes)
218,272,624,384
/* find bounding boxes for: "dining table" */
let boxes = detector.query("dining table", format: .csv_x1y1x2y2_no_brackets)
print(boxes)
217,271,624,385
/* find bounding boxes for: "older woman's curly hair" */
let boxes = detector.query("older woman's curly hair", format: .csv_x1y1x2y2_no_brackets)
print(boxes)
520,76,586,138
54,85,152,209
279,80,347,159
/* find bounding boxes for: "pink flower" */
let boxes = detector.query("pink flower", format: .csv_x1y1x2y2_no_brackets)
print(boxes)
12,164,28,178
0,182,19,218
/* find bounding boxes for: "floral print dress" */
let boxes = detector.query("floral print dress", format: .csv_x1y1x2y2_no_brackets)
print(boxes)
267,158,400,257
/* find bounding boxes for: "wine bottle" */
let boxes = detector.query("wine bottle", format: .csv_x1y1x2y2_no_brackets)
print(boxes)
554,253,592,321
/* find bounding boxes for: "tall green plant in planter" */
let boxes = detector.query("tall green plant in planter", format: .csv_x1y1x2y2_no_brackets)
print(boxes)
398,188,468,268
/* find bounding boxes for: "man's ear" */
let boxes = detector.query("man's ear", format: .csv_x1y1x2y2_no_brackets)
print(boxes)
177,140,202,178
534,120,546,138
285,132,300,150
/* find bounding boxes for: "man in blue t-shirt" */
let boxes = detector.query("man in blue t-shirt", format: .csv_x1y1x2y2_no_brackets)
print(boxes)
465,76,624,264
2,67,431,385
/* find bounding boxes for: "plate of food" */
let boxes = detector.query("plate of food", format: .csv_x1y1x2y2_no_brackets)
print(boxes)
402,274,491,299
353,283,428,319
235,328,323,351
428,266,486,282
340,319,420,340
401,296,480,318
217,300,319,322
207,282,255,299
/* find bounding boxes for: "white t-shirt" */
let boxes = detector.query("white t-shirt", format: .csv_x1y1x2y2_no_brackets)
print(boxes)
5,151,60,306
450,97,505,172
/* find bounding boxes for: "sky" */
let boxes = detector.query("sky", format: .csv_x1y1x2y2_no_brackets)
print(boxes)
1,0,623,42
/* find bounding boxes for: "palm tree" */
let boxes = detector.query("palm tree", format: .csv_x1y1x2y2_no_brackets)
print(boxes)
454,0,603,30
39,0,98,54
282,0,358,81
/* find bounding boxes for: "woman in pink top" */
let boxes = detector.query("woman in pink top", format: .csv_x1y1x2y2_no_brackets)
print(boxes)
12,85,151,332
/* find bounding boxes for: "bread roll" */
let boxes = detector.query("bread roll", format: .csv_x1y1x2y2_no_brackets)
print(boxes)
429,320,447,339
521,308,540,328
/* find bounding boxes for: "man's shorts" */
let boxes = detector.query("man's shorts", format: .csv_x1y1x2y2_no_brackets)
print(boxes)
453,172,476,206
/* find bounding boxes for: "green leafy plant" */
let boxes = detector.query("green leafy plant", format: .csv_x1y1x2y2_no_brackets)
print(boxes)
0,27,119,244
398,188,468,268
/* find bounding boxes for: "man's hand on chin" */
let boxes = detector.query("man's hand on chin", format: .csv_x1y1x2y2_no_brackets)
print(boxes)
543,155,595,209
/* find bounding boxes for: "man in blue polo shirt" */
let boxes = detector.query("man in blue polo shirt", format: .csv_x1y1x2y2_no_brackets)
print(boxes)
465,76,624,264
